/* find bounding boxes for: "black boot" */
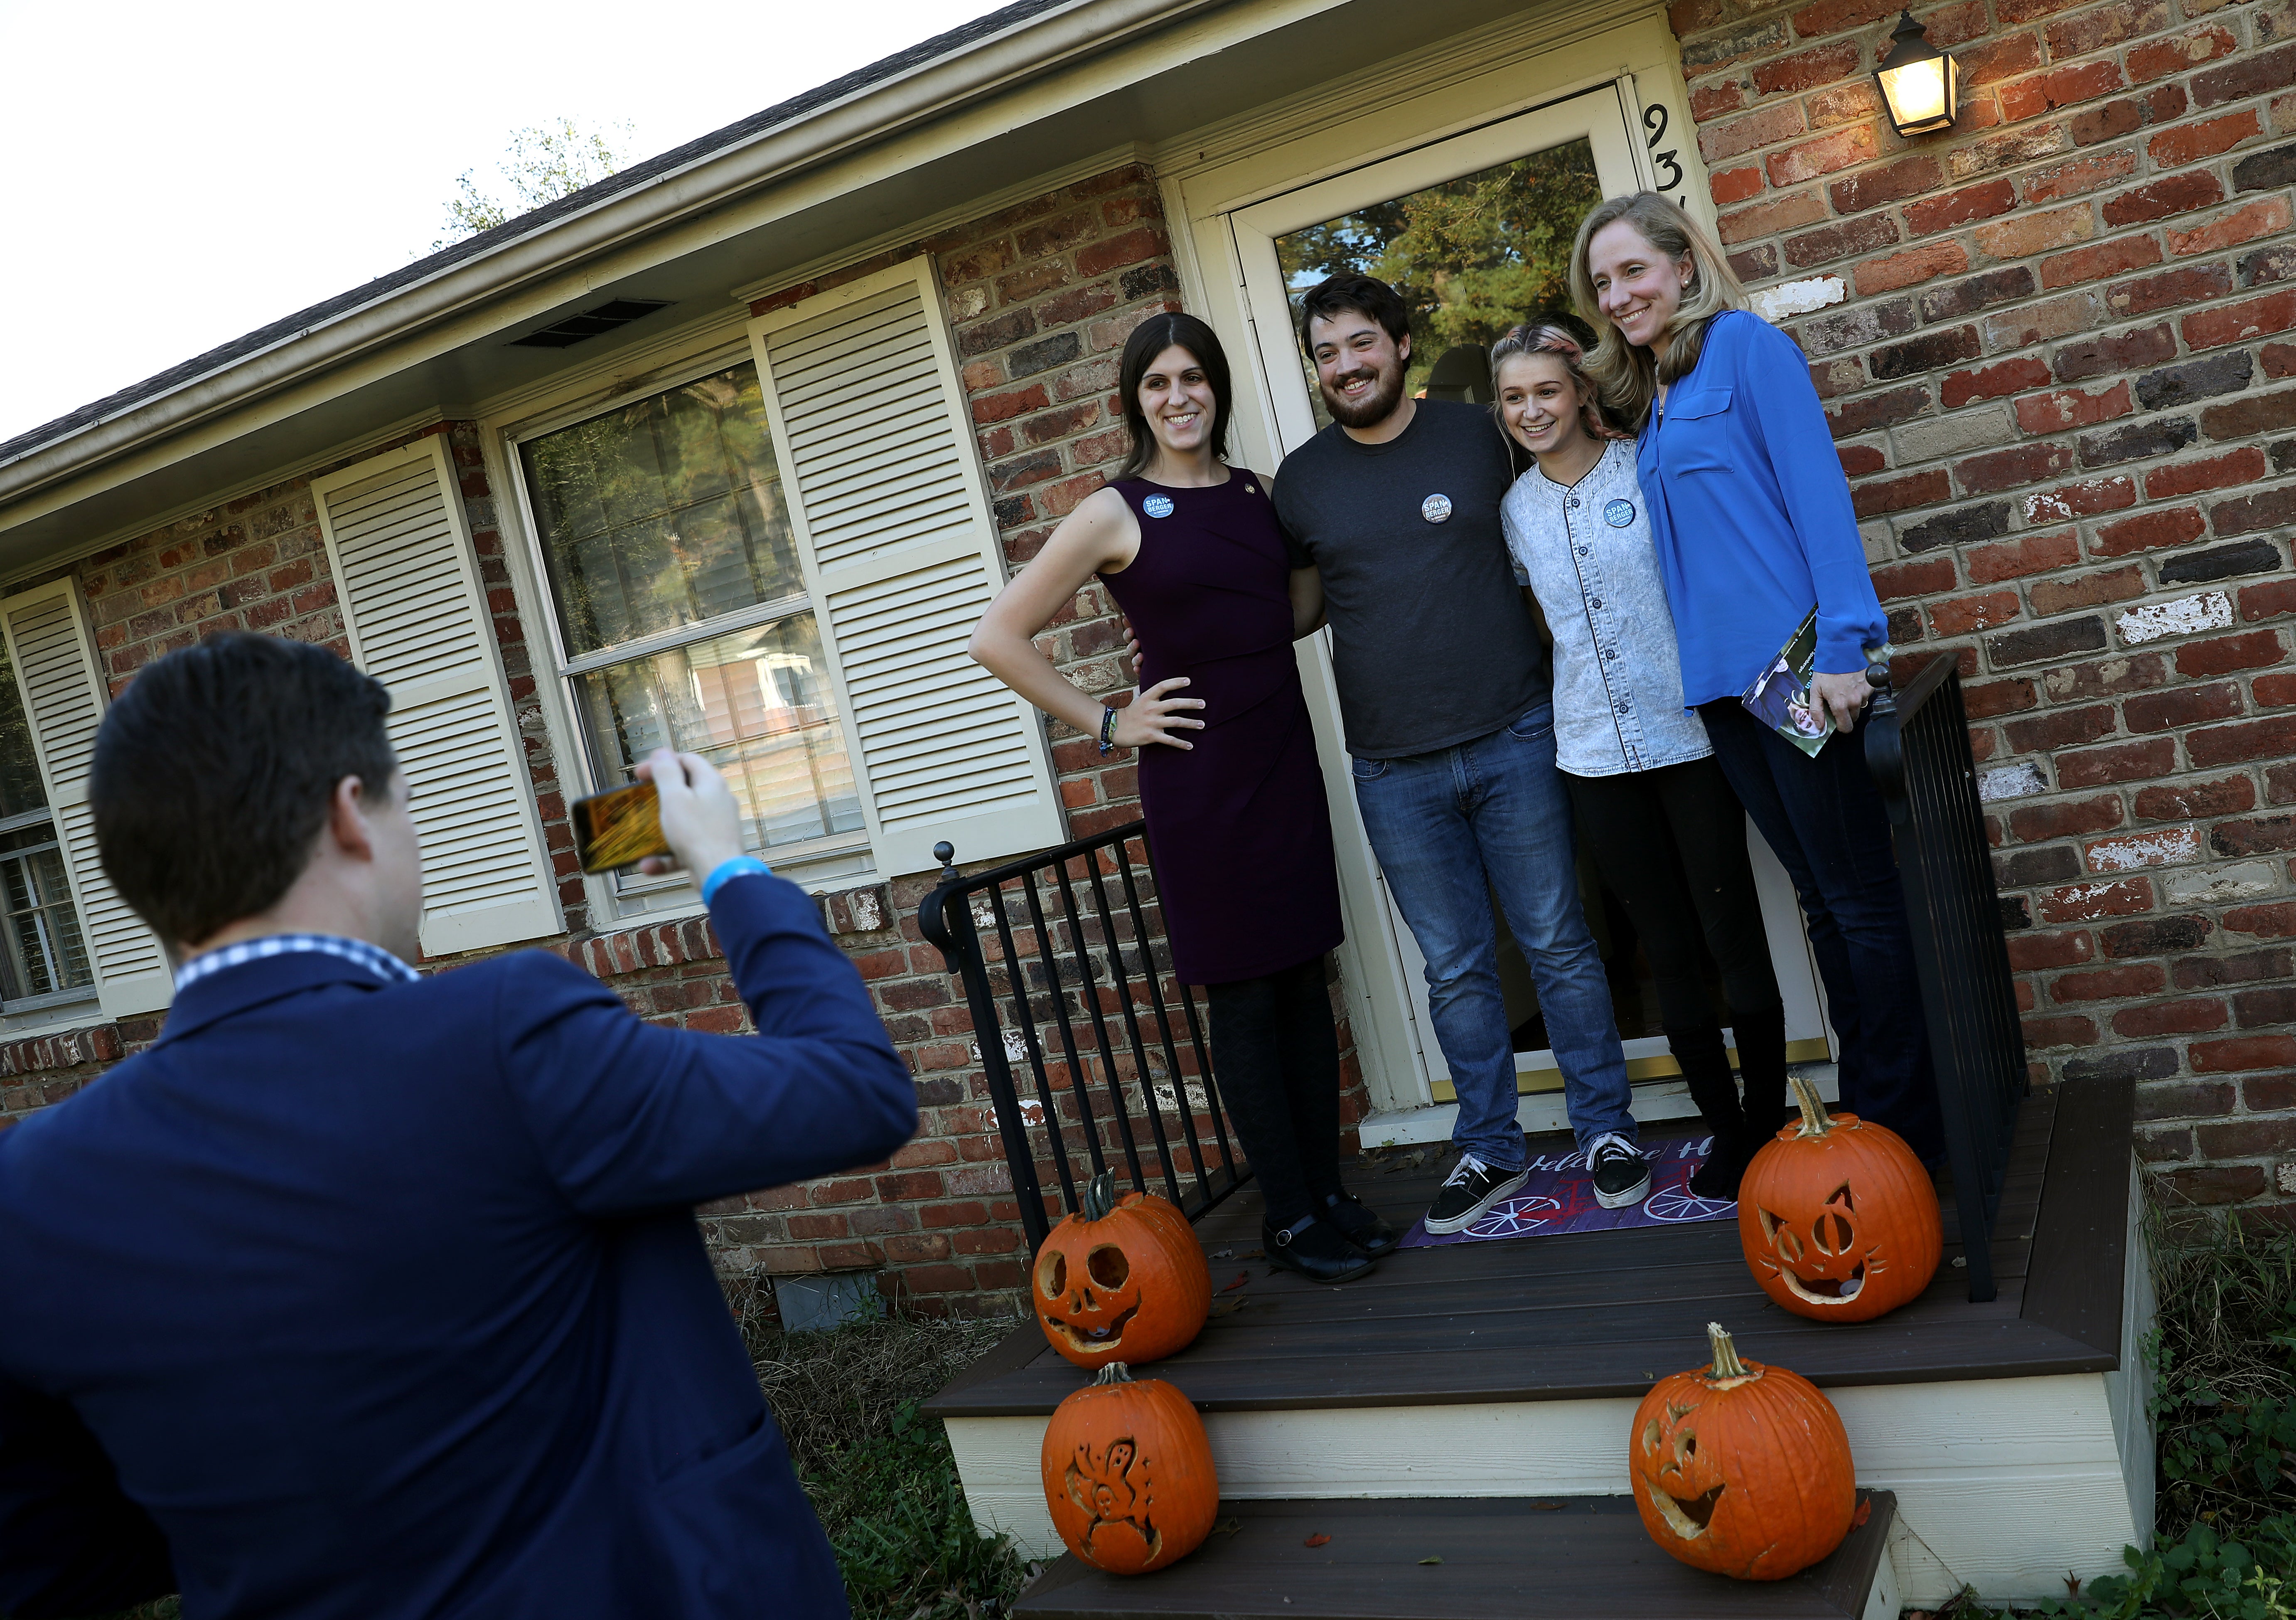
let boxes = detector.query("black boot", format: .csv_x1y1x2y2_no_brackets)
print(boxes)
1669,1024,1748,1200
1321,1191,1400,1257
1731,1002,1793,1140
1264,1214,1376,1283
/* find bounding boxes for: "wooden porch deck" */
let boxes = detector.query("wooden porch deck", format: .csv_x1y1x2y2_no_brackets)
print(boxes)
926,1076,2136,1421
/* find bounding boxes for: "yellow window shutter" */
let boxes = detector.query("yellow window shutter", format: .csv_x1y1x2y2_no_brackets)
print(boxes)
0,580,173,1017
748,258,1066,878
312,437,560,957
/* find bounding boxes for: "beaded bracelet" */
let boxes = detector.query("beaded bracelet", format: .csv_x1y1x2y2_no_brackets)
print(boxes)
1097,703,1120,756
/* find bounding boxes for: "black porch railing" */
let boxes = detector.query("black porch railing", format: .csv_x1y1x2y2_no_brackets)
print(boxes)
917,822,1247,1252
1865,654,2029,1303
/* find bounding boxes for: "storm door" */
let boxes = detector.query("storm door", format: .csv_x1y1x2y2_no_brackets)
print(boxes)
1227,88,1833,1119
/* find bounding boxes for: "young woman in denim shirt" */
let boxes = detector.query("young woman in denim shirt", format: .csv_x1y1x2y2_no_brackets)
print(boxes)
1571,192,1945,1163
1492,322,1790,1197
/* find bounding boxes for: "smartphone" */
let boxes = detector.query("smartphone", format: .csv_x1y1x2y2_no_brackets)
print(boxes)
571,780,672,874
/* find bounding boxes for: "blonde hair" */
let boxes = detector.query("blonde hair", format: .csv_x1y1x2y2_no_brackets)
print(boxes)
1487,323,1627,451
1570,192,1748,432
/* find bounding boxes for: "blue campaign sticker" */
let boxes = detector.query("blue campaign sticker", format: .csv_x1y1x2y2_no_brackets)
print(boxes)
1142,493,1175,519
1604,498,1636,527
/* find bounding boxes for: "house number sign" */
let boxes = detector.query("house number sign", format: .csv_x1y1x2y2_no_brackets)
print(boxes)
1644,104,1685,200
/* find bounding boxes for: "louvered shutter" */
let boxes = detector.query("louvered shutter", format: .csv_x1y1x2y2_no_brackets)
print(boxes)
0,580,173,1017
748,258,1064,877
312,438,560,956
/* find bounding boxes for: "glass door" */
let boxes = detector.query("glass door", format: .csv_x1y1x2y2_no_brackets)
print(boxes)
1229,87,1833,1115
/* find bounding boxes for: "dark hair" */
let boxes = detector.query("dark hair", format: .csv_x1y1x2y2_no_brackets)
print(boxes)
92,633,398,947
1114,312,1232,480
1295,273,1411,355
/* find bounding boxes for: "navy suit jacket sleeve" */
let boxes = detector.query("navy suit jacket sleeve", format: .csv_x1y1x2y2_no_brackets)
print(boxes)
495,871,918,1216
0,1376,175,1620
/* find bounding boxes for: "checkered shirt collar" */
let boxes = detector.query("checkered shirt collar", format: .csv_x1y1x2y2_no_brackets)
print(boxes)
173,933,421,993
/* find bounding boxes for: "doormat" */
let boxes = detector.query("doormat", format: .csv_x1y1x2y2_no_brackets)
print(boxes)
1398,1136,1739,1249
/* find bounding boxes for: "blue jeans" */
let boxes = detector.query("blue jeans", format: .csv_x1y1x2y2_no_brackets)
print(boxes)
1699,700,1946,1162
1350,704,1635,1168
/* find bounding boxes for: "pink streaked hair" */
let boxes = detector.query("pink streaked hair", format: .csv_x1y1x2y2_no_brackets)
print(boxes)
1488,323,1629,443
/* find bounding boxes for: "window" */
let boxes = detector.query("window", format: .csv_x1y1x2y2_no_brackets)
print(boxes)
0,640,93,1008
521,360,867,872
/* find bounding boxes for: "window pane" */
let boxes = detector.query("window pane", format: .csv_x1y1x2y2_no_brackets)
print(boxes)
574,614,864,855
0,645,50,821
0,845,90,1000
522,362,802,657
1274,137,1605,426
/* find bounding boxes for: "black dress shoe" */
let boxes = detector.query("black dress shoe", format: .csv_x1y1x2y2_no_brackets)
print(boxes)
1263,1215,1376,1283
1322,1191,1401,1257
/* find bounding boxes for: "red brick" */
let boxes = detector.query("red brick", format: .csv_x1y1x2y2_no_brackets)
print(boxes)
2114,998,2229,1037
2168,197,2296,259
2014,381,2131,433
2124,682,2245,732
2227,902,2296,940
2184,291,2296,352
2135,775,2256,820
1856,241,1970,295
2191,40,2296,110
2191,1036,2296,1073
2179,630,2289,678
2149,109,2263,169
1839,444,1888,478
1787,0,1897,38
1974,204,2097,260
1966,529,2080,583
1701,103,1809,163
2260,672,2296,707
2009,796,2124,842
2023,1014,2101,1048
1696,81,1754,123
1942,357,2053,409
2190,716,2296,768
1768,126,1881,186
2107,263,2233,319
1753,41,1863,94
1075,226,1167,278
2009,927,2098,970
1958,29,2045,88
2091,505,2205,558
2000,60,2125,123
1717,190,1829,244
2146,447,2269,500
1905,179,2019,235
2041,233,2164,290
2055,737,2178,788
2005,703,2117,751
1930,590,2023,637
2156,1164,2266,1202
1711,165,1767,205
1829,153,1944,214
2026,475,2137,521
2126,25,2238,86
2103,174,2225,231
1855,470,1953,517
2244,579,2296,623
1965,676,2041,718
2024,147,2139,205
2036,875,2156,922
1957,442,2076,493
2030,564,2147,617
972,382,1049,425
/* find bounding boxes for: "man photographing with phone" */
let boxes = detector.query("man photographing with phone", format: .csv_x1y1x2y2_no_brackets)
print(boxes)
0,632,915,1619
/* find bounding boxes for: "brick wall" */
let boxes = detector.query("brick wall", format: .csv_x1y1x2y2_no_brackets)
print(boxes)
1,162,1371,1322
1674,0,2296,1212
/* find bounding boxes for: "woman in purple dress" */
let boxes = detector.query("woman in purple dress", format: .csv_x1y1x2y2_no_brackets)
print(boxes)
969,312,1394,1283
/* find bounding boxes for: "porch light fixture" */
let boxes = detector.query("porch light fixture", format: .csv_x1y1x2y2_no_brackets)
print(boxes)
1874,10,1959,137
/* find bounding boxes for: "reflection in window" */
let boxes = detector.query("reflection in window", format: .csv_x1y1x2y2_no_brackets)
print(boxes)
1275,138,1605,422
574,616,865,855
522,363,804,657
0,651,90,1006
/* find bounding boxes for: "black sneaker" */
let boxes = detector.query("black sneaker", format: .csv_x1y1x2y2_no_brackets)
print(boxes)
1423,1153,1530,1234
1322,1191,1401,1257
1264,1216,1376,1283
1589,1133,1652,1209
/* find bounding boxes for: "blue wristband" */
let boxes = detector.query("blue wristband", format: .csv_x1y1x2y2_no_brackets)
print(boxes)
700,856,772,906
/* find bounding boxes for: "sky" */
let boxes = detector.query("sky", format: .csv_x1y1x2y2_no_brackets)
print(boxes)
0,0,1017,445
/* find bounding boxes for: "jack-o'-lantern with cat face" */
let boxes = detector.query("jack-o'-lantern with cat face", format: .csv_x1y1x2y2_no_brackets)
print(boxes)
1033,1172,1212,1369
1737,1078,1942,1323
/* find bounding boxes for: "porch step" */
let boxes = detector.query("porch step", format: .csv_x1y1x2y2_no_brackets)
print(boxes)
1012,1491,1899,1620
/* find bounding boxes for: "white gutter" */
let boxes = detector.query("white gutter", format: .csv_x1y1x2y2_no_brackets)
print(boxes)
0,0,1233,509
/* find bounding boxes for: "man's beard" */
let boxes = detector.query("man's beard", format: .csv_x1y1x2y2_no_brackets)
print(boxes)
1320,355,1408,428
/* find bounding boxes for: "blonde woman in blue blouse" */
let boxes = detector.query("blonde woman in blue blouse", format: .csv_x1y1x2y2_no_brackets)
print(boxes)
1492,322,1789,1199
1573,191,1945,1164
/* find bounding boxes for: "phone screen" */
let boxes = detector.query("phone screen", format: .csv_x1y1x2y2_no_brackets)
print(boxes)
571,781,671,874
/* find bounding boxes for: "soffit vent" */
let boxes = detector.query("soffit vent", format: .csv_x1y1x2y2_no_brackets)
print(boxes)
508,298,673,350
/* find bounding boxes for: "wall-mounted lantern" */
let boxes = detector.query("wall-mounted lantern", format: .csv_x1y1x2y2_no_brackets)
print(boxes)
1874,10,1960,137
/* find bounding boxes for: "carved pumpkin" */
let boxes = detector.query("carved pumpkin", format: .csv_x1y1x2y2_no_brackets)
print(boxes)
1033,1171,1212,1368
1630,1323,1856,1581
1737,1077,1942,1322
1040,1361,1219,1575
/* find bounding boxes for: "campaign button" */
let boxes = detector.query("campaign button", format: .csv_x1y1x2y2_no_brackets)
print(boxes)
1143,494,1175,518
1421,493,1453,523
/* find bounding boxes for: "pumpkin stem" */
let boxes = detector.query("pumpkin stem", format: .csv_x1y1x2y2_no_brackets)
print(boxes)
1082,1170,1117,1222
1706,1322,1752,1381
1094,1361,1134,1386
1790,1076,1835,1139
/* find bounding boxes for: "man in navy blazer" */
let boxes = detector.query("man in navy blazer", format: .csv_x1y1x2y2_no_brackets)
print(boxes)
0,633,917,1618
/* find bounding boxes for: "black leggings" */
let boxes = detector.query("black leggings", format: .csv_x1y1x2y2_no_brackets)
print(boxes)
1205,955,1344,1229
1564,755,1784,1046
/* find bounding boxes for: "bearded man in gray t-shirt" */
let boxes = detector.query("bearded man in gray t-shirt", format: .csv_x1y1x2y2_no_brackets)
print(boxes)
1274,274,1642,1234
